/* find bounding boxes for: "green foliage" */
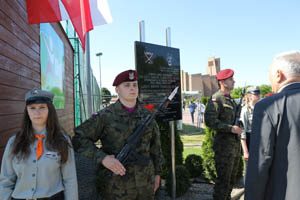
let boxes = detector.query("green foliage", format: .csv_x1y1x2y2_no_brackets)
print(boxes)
230,87,244,99
183,147,201,160
159,121,184,178
184,154,204,178
200,126,244,184
201,96,210,106
200,126,217,182
165,165,191,197
260,84,272,97
231,84,272,98
101,87,112,104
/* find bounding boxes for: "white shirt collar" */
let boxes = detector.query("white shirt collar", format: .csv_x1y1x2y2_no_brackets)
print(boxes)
277,82,300,93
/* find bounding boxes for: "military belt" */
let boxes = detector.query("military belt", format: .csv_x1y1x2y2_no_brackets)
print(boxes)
13,191,64,200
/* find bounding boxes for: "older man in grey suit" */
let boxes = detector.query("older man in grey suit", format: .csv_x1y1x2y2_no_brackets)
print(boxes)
245,51,300,200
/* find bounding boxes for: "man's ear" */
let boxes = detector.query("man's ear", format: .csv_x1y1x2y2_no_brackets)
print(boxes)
275,69,285,83
115,87,119,94
219,80,224,86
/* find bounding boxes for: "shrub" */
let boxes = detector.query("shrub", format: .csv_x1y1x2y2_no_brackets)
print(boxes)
201,96,210,106
159,121,184,178
200,126,244,184
185,154,204,178
200,126,217,182
165,165,191,197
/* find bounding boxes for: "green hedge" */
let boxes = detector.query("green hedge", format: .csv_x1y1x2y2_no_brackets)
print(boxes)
185,154,204,178
200,126,244,184
200,126,217,181
165,165,191,197
159,121,184,178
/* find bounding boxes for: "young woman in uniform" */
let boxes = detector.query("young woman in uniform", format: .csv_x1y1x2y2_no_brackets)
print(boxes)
0,88,78,200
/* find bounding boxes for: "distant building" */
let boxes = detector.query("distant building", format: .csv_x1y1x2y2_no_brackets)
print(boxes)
181,57,220,97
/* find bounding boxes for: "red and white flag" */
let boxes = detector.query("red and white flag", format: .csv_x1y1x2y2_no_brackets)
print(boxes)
26,0,113,51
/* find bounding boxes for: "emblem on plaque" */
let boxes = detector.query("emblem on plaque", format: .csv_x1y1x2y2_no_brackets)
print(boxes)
144,51,153,64
129,72,134,80
167,54,172,66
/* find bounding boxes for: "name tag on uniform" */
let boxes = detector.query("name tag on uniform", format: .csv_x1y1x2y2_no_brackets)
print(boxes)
46,152,59,159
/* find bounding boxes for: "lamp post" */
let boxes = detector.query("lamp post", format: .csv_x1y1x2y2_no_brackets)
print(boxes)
96,52,103,109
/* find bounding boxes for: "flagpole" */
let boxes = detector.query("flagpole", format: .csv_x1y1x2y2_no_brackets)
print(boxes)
85,32,92,117
139,20,145,42
166,27,176,200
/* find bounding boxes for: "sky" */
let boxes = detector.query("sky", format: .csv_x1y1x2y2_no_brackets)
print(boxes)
88,0,300,95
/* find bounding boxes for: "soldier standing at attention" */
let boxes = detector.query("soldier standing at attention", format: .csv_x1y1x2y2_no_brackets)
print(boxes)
72,70,162,200
204,69,243,200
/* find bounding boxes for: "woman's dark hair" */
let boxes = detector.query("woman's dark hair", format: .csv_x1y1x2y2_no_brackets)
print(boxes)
11,102,70,163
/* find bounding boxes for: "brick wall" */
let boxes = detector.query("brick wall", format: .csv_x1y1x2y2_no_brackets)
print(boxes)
0,0,74,165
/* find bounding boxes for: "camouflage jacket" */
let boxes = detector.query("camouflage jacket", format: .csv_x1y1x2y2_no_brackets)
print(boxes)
72,100,162,175
204,90,237,133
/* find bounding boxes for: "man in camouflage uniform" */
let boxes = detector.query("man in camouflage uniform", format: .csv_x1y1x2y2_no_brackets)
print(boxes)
72,70,162,200
204,69,243,200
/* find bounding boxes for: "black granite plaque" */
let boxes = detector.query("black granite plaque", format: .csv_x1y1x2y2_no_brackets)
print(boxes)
135,41,182,122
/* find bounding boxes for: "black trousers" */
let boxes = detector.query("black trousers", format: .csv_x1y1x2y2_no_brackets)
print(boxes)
12,191,64,200
246,132,251,150
243,132,251,185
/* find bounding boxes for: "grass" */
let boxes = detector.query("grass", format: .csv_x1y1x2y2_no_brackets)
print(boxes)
181,135,205,144
180,124,206,161
182,147,202,161
180,123,206,136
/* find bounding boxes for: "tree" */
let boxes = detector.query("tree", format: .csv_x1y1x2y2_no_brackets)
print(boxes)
201,96,210,106
231,84,272,98
260,84,272,97
101,87,112,104
230,86,248,99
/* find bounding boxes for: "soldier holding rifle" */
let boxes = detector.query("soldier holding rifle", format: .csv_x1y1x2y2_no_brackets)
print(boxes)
72,70,162,200
204,69,243,200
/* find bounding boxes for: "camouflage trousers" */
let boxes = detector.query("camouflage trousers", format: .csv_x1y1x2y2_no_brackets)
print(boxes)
102,164,155,200
213,133,241,200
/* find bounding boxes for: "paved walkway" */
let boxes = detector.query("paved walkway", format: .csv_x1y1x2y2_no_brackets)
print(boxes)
181,108,205,128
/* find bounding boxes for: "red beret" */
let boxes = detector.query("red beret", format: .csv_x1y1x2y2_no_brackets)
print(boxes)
112,70,138,86
216,69,234,80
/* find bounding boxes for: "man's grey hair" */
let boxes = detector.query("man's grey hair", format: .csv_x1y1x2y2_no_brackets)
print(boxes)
272,51,300,77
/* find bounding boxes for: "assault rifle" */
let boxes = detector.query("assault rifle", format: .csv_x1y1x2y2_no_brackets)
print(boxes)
233,87,246,127
113,86,179,174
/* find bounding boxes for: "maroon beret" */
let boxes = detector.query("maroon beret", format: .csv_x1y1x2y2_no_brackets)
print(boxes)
216,69,234,80
112,70,138,86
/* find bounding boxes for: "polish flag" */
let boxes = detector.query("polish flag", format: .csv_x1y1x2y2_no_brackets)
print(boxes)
26,0,113,51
